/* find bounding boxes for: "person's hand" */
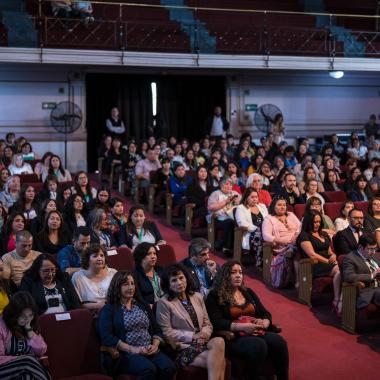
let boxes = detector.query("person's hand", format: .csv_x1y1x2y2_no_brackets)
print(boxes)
255,319,270,329
130,346,148,355
293,186,300,196
328,254,337,264
144,344,159,356
372,268,380,279
240,323,262,335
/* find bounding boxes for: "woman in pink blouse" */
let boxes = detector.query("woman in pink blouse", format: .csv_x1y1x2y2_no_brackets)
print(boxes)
0,291,49,379
262,197,301,288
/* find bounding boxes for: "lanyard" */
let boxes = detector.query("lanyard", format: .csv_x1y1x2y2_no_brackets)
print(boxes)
137,228,144,241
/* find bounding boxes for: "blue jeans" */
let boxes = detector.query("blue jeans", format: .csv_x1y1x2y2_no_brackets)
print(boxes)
117,351,176,380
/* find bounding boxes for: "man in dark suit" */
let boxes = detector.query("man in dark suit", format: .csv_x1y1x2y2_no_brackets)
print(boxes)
342,234,380,308
333,208,364,256
181,238,214,297
204,106,229,139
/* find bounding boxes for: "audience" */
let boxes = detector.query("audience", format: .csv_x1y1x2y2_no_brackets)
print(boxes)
0,175,21,211
125,205,165,250
156,264,226,379
334,201,355,232
20,254,80,315
276,173,304,206
206,261,289,380
2,212,26,254
98,270,176,379
342,234,380,308
2,231,41,287
181,238,214,297
0,259,16,314
0,291,49,379
71,244,116,314
8,153,33,175
10,184,38,223
42,154,71,183
63,193,88,237
88,208,118,249
133,242,164,305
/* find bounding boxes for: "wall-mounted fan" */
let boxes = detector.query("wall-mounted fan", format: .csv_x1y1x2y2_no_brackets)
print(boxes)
50,101,83,167
254,104,282,134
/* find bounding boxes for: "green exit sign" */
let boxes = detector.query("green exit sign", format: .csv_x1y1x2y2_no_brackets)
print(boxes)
245,104,257,112
42,102,57,110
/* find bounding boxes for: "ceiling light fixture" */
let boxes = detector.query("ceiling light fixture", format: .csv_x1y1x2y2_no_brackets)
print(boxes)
329,70,345,79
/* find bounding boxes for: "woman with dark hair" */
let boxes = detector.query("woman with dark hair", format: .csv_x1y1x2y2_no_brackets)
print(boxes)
304,197,335,236
42,154,71,183
185,166,212,219
270,167,290,194
323,169,341,192
1,212,25,255
208,164,221,192
343,166,361,193
364,196,380,237
2,146,14,167
36,175,59,206
0,259,16,314
262,197,301,288
257,160,274,190
206,260,289,380
34,210,70,255
0,168,11,192
34,151,53,180
63,193,88,238
183,149,197,171
227,161,245,187
169,163,192,207
20,254,80,315
109,197,127,237
104,136,127,179
30,199,57,236
297,211,341,314
71,244,116,313
0,291,50,379
156,264,226,379
151,157,171,205
125,205,165,250
348,175,372,202
247,154,264,176
98,271,176,379
298,166,324,194
72,171,97,210
88,208,118,249
133,243,163,305
301,179,326,206
235,148,250,173
235,188,268,266
334,201,354,232
124,141,142,197
56,182,72,211
9,184,38,223
95,187,111,213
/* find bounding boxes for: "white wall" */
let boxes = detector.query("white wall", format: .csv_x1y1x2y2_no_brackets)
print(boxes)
0,64,87,172
227,71,380,139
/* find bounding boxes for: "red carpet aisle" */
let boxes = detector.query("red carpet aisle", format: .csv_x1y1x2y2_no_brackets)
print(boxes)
116,192,380,380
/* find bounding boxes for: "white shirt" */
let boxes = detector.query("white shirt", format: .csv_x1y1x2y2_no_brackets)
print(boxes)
72,267,117,303
8,163,33,175
210,116,224,137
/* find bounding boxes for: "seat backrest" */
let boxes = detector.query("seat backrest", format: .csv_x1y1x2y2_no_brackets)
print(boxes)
39,309,103,379
20,173,39,184
24,182,44,192
156,244,177,267
323,202,343,221
107,246,135,271
323,191,347,203
354,201,368,215
294,204,306,220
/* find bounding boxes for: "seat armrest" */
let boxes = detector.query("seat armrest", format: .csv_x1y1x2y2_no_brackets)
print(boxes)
214,330,236,341
185,203,196,209
234,226,248,232
342,281,366,290
39,356,49,368
299,258,318,265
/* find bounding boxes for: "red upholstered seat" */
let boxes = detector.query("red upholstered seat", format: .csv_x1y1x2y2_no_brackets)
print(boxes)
323,191,347,203
20,173,40,184
156,244,177,267
294,204,306,220
107,247,135,271
24,182,44,192
354,201,368,215
39,309,112,380
323,202,343,220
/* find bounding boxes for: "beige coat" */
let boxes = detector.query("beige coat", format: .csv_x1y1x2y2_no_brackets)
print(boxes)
156,292,213,350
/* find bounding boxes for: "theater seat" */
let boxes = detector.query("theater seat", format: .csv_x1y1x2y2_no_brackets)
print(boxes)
354,201,368,215
323,191,347,203
39,309,112,380
20,173,39,184
156,244,177,267
107,247,135,271
323,202,343,220
294,204,306,220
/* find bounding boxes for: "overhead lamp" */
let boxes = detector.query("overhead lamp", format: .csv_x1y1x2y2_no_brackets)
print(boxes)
329,70,345,79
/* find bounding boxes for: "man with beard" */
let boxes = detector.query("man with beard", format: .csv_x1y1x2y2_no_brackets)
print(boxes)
276,173,304,206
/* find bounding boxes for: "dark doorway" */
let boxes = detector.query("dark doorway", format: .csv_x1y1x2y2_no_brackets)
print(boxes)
86,73,226,171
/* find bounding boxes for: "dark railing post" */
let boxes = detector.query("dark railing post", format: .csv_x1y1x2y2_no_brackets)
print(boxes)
263,10,269,55
328,14,335,57
119,3,125,51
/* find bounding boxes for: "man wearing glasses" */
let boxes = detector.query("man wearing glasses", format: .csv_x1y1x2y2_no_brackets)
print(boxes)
333,208,364,256
342,234,380,308
2,230,41,286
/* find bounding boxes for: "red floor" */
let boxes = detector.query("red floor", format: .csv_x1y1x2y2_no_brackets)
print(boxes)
117,191,380,380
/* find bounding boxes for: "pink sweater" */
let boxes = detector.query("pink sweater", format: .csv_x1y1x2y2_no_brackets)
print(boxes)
262,212,301,253
0,318,47,365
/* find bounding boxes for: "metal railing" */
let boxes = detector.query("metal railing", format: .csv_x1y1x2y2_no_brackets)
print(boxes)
1,1,380,57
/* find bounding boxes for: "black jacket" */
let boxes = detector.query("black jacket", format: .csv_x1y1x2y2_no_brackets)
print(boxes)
205,287,272,331
133,266,164,305
181,257,213,293
333,226,359,256
20,272,81,315
204,115,229,136
185,182,212,209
